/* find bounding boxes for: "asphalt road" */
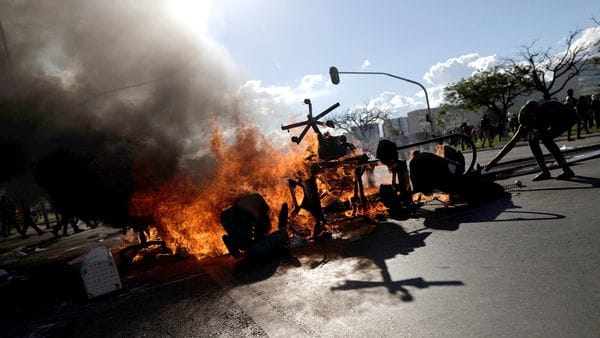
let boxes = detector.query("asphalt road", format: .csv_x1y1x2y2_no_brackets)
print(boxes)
204,157,600,337
2,136,600,337
474,132,600,169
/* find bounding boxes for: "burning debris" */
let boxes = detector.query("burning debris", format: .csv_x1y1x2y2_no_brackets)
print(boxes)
376,136,505,214
220,193,288,258
130,100,506,261
130,128,310,258
281,99,381,240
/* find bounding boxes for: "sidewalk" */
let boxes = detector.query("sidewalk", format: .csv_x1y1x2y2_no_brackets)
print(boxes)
475,129,600,152
474,130,600,167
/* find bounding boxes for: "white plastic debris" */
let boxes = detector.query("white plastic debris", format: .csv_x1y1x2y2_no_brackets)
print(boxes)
559,144,573,151
80,246,122,299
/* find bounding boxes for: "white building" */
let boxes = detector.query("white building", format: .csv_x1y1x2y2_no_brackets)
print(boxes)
579,61,600,96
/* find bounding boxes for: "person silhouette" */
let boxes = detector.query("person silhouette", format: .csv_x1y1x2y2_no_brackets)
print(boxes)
485,100,575,181
563,88,578,141
19,199,45,237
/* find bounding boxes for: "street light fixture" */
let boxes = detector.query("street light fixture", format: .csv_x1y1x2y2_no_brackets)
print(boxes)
329,66,434,133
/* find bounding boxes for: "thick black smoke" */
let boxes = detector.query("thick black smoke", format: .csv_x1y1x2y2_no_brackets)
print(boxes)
0,1,239,226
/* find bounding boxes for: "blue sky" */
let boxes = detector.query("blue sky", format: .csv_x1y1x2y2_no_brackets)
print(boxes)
193,0,599,127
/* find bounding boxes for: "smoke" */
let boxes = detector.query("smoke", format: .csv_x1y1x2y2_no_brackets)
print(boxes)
0,1,243,224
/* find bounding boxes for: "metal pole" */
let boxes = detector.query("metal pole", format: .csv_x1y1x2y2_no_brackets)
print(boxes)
336,70,434,133
394,133,477,174
0,18,10,67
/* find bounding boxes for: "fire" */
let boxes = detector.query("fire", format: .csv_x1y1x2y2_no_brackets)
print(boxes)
412,192,451,205
130,127,427,259
131,127,310,258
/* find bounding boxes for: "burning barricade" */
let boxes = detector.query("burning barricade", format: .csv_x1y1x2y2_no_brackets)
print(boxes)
129,99,505,262
280,99,381,240
375,136,505,214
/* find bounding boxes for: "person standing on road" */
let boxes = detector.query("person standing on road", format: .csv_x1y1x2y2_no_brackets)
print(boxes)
563,88,578,141
479,114,494,147
592,94,600,129
576,95,591,136
484,100,575,181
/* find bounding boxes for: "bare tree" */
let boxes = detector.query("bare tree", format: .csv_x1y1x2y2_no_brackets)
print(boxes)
507,29,591,100
332,105,389,152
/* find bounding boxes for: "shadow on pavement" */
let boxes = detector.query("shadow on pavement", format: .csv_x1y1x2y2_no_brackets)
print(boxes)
234,217,464,299
513,175,600,192
233,217,433,284
331,277,464,302
233,250,301,284
420,193,565,231
319,222,455,301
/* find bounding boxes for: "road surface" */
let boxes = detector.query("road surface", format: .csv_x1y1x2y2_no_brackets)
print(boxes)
2,135,599,337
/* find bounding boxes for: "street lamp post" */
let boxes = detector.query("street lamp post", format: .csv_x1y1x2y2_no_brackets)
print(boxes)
329,66,434,133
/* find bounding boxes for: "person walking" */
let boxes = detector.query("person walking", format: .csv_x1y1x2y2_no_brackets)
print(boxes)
1,195,21,237
19,199,44,237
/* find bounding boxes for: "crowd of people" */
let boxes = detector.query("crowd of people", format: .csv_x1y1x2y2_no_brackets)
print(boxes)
457,118,505,149
0,194,87,239
456,90,600,149
563,89,600,140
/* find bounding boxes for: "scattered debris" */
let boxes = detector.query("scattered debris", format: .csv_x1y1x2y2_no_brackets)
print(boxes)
14,250,27,257
81,246,122,299
289,235,307,249
559,144,574,151
220,193,288,258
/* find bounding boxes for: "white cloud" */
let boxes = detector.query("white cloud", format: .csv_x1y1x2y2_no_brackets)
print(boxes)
415,85,447,108
467,55,499,71
419,53,500,108
361,59,371,69
297,74,324,91
423,53,499,85
347,91,422,117
572,26,600,55
233,74,331,135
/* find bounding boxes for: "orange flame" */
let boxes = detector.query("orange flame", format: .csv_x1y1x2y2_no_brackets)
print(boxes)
131,127,310,258
131,126,397,259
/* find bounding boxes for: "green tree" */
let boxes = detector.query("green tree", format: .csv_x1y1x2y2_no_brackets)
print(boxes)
434,105,477,135
444,67,528,125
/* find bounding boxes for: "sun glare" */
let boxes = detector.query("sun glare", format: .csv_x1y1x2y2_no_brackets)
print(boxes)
168,0,213,34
